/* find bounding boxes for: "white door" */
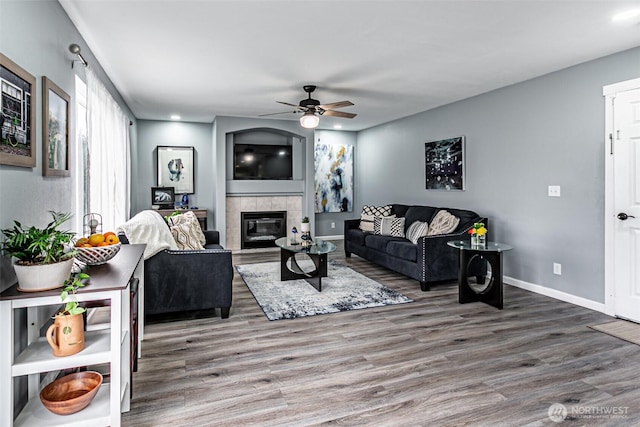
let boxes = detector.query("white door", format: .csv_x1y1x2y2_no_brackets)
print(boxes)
613,88,640,322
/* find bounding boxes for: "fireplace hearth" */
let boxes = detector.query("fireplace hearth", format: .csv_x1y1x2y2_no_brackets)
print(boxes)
241,211,287,249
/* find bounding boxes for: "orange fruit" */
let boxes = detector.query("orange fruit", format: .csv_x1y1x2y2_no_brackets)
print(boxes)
88,233,105,246
75,237,89,247
81,243,93,248
97,241,109,246
103,231,116,239
106,234,120,245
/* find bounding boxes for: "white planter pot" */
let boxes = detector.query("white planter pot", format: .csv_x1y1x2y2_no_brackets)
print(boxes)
300,223,310,233
13,258,74,292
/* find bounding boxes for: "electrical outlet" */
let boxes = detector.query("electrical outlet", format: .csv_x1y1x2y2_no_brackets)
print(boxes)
548,185,561,197
553,263,562,275
330,222,336,229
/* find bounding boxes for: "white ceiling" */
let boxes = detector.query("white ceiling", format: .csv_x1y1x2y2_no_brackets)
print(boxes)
60,0,640,131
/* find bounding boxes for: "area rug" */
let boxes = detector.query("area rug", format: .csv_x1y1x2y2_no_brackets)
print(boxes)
589,320,640,346
235,260,413,320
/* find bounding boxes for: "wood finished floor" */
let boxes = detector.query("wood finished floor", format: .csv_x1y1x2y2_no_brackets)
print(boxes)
122,241,640,427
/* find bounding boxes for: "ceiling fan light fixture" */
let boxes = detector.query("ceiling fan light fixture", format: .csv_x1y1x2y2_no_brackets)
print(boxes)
300,112,320,129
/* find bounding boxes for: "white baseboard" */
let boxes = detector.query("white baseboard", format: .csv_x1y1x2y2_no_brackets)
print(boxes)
505,275,608,314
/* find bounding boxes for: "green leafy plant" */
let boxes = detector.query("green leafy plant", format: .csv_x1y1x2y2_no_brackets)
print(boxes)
0,211,75,265
302,216,310,223
59,271,90,317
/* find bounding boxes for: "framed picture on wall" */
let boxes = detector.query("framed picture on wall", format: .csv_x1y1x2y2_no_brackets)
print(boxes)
42,77,70,177
157,146,195,194
151,186,175,208
0,53,36,167
425,136,465,191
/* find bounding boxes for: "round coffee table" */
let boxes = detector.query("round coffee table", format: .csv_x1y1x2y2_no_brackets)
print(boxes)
274,237,337,291
447,240,513,309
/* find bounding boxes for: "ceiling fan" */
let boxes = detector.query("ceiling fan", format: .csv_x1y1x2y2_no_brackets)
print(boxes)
261,85,357,128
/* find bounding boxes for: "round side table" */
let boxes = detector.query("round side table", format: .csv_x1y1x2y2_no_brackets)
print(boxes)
447,240,513,309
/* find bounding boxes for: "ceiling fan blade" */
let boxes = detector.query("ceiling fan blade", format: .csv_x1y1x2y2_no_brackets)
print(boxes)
258,110,299,117
322,110,357,119
318,100,354,110
276,101,305,110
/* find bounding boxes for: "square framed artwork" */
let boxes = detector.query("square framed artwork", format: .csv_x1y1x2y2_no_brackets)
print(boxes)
425,136,465,191
0,53,36,167
157,146,194,194
42,77,70,177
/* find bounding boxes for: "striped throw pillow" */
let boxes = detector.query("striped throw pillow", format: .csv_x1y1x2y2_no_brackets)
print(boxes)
406,221,429,244
374,216,405,237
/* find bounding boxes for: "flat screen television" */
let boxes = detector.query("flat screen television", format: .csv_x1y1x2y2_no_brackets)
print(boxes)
233,143,293,180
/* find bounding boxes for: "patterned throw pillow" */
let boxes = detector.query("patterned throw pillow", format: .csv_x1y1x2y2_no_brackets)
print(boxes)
406,220,429,244
426,210,459,235
170,223,205,250
359,205,392,232
167,211,205,249
374,216,405,237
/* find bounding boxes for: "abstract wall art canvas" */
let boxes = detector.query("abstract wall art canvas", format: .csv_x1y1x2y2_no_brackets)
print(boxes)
425,136,465,191
314,143,353,213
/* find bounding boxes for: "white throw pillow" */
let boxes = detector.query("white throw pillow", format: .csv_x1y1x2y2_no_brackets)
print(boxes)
359,205,392,232
167,211,206,246
426,210,460,235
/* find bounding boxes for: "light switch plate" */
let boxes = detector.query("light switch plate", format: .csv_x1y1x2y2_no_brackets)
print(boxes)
548,185,561,197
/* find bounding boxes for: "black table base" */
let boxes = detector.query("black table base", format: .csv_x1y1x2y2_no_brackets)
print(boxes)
280,249,328,291
458,249,503,309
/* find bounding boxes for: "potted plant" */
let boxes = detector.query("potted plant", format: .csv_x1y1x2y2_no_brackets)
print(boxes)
46,271,90,357
0,211,76,292
300,216,310,233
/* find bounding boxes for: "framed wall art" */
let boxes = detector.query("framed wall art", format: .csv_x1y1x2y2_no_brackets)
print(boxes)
42,77,70,177
0,53,36,167
157,146,194,194
425,136,465,191
151,186,175,208
314,143,354,212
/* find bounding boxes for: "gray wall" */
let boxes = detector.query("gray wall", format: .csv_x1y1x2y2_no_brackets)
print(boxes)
356,47,640,304
0,0,137,291
134,120,214,226
314,130,357,237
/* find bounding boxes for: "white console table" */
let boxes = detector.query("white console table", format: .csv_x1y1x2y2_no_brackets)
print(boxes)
0,244,145,427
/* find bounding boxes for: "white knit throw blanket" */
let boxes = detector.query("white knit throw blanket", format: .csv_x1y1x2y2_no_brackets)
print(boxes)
116,210,178,259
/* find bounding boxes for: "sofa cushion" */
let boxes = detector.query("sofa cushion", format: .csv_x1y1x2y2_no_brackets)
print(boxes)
427,210,460,235
406,220,429,244
364,234,399,252
404,206,438,229
386,240,417,262
359,205,392,232
391,204,410,218
347,228,368,246
445,208,481,231
374,216,405,237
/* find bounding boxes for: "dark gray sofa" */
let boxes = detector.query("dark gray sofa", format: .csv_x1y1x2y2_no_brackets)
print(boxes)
344,204,487,291
119,230,233,320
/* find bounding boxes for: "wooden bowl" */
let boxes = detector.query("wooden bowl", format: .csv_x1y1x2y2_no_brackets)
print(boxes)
40,371,103,415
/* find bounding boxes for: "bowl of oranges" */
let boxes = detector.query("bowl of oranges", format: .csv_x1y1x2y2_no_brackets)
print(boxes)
74,232,121,266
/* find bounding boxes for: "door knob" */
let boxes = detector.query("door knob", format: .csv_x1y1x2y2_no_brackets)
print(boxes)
617,212,636,220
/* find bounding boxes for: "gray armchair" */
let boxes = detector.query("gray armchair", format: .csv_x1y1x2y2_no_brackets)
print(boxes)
119,229,233,320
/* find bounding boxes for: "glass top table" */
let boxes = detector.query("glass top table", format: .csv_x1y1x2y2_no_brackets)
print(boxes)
274,237,337,291
274,237,337,254
446,240,513,252
447,240,513,309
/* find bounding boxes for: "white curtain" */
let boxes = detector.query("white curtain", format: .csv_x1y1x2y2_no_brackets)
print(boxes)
86,68,130,231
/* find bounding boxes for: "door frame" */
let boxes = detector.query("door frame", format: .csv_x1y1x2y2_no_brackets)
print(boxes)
603,77,640,316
